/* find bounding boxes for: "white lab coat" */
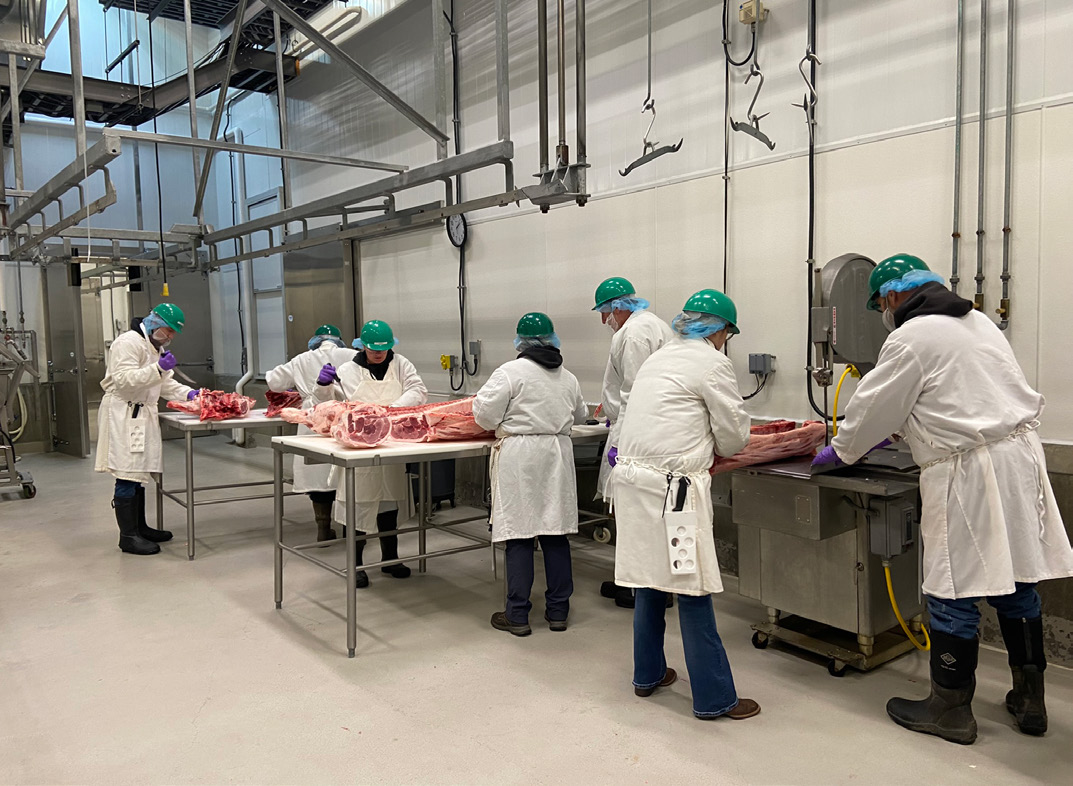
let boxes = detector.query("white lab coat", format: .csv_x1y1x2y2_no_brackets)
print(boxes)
473,356,588,542
94,326,193,483
266,342,339,493
612,338,750,595
832,309,1073,599
313,349,427,528
597,309,674,499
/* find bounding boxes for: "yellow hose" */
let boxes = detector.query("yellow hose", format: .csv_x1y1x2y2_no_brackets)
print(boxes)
831,365,858,437
884,562,930,650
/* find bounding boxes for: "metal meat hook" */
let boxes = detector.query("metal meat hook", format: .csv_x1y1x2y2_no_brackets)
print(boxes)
792,49,822,139
731,63,775,150
620,97,683,177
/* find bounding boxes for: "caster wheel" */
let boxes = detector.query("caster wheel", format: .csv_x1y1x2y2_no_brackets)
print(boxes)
827,659,847,678
22,484,36,499
751,632,769,649
593,526,612,544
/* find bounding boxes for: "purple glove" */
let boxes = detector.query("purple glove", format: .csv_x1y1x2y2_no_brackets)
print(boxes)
604,419,611,428
607,446,618,468
186,389,200,401
158,351,177,371
868,438,893,454
316,363,338,386
811,444,843,469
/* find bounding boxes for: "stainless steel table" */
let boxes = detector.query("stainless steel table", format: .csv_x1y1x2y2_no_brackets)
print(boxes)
272,424,612,657
157,409,301,560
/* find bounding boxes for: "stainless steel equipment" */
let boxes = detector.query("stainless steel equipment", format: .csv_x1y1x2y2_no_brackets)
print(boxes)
42,263,90,457
811,253,889,377
282,241,358,357
0,329,39,498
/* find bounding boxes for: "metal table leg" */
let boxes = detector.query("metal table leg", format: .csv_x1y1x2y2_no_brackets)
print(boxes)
418,461,427,574
154,472,164,531
274,448,284,610
185,430,195,560
346,467,356,658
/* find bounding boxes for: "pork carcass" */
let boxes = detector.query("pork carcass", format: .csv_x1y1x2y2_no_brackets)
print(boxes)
166,389,256,421
265,390,303,417
330,408,393,449
710,420,827,474
384,397,493,442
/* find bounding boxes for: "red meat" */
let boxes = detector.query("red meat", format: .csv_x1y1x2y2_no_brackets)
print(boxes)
266,390,303,417
710,420,827,474
166,389,255,421
330,408,392,449
385,397,493,443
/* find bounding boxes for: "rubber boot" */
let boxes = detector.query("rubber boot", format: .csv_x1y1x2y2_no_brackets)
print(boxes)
886,630,978,745
998,615,1048,735
354,535,369,588
114,497,160,555
311,499,337,546
377,509,410,578
134,485,172,543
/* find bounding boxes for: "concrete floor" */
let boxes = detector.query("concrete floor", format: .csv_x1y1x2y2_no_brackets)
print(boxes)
2,435,1071,785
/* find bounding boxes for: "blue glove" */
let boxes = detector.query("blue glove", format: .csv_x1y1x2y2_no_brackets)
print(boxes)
186,389,200,401
317,363,338,386
607,446,618,468
811,445,843,469
158,351,177,371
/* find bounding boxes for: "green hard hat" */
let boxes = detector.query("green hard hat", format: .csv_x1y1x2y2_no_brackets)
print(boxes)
152,303,185,334
517,312,554,337
682,289,740,335
360,320,395,351
867,254,930,311
593,276,636,310
314,324,341,338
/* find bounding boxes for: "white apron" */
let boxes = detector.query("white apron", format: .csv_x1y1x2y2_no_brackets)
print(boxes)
612,459,720,596
489,433,579,543
266,344,337,493
596,421,619,500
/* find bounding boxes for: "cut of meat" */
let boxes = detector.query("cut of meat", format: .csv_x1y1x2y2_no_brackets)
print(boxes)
330,409,392,448
385,397,493,443
279,408,312,427
266,390,303,417
749,420,797,435
388,413,430,442
710,421,827,474
166,389,255,421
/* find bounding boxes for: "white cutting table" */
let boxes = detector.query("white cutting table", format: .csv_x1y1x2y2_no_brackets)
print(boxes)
157,409,301,560
271,424,610,657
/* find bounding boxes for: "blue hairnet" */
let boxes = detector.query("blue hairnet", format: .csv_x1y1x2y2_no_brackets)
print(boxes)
595,296,650,314
672,311,728,339
309,335,346,352
514,333,561,351
879,270,946,298
142,312,168,333
353,337,400,350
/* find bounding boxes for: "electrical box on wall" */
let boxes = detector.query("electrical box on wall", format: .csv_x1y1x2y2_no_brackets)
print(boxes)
738,1,768,25
440,354,458,371
749,353,775,375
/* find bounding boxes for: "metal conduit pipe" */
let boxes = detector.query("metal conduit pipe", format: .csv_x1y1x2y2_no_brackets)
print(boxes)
556,0,568,163
576,0,587,169
951,0,965,295
998,0,1014,330
974,0,988,310
538,0,549,173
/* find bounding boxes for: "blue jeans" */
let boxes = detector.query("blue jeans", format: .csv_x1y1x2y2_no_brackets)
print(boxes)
927,583,1041,639
633,589,739,717
505,536,573,624
114,479,142,499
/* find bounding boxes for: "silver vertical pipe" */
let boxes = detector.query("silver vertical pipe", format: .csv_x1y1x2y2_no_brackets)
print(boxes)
951,0,964,295
8,55,23,190
183,0,202,208
345,468,357,658
998,0,1014,329
556,0,566,151
432,0,448,160
272,12,292,210
974,0,987,308
494,0,510,143
67,0,87,158
576,0,586,165
537,0,549,172
273,448,284,608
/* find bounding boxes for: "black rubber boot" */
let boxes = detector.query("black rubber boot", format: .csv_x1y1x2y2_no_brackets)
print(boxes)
114,497,160,555
354,535,369,588
999,615,1048,735
377,509,410,579
886,630,978,745
134,485,172,543
311,499,337,546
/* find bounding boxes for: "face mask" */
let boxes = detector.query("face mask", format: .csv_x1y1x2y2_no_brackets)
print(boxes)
605,313,619,333
882,309,896,332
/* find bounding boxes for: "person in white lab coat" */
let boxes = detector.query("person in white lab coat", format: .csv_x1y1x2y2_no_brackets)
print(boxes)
266,324,348,543
314,319,427,587
819,254,1073,744
95,303,196,555
592,276,673,609
613,289,760,721
474,313,588,636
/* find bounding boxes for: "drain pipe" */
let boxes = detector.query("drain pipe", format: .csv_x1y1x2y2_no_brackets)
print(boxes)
997,0,1014,329
950,0,964,295
973,0,988,311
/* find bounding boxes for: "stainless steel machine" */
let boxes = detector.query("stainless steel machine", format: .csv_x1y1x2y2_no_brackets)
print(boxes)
0,329,39,498
733,253,925,676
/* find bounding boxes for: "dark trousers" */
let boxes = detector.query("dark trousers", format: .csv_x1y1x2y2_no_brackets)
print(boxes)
114,479,142,498
505,535,573,624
